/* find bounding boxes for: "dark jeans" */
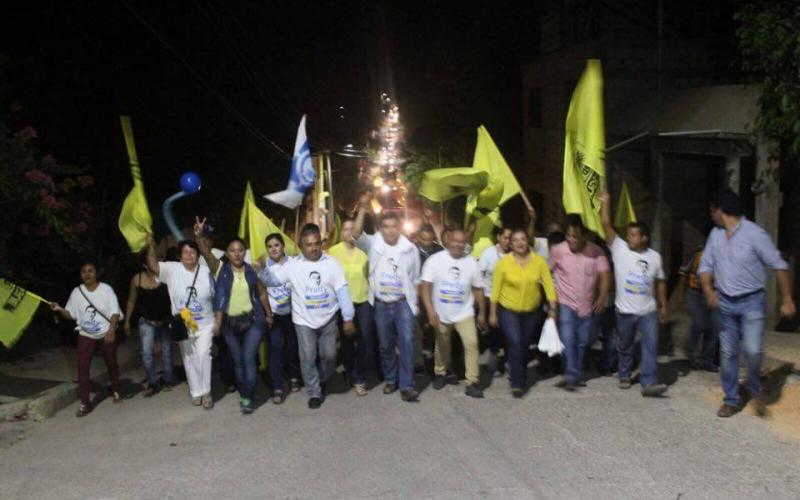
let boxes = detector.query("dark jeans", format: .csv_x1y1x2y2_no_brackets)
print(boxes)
374,300,417,390
77,334,119,406
497,305,542,389
616,311,660,387
685,289,719,367
222,319,265,400
269,313,301,389
342,302,378,384
589,306,617,372
138,318,174,386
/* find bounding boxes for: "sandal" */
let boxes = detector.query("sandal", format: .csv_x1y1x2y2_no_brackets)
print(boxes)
272,389,286,405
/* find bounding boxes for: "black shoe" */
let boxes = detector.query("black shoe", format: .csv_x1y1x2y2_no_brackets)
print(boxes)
618,379,632,390
75,403,91,418
400,388,419,402
308,397,322,409
432,375,446,390
142,385,158,398
576,380,587,387
641,384,668,397
563,381,576,392
702,363,720,373
465,384,483,398
717,404,738,418
383,383,398,395
511,387,525,399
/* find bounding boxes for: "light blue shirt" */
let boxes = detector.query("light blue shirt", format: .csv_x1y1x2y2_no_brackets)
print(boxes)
698,218,787,297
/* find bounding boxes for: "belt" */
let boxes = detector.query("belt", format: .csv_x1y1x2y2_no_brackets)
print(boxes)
719,288,764,301
374,297,403,304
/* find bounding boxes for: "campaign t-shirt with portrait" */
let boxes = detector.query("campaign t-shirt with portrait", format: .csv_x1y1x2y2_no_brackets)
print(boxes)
265,257,292,316
158,261,215,332
65,283,123,339
610,236,665,315
374,244,406,302
421,251,482,324
271,253,348,329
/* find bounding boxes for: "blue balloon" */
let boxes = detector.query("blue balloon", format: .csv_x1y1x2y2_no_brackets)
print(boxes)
179,171,202,194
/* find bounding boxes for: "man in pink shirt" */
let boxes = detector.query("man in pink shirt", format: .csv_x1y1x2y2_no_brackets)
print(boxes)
549,215,610,390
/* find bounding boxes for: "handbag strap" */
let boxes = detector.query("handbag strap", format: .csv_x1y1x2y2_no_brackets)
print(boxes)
183,265,201,308
78,285,112,323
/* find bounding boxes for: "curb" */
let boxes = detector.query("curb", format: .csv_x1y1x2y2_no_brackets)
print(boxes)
1,338,143,422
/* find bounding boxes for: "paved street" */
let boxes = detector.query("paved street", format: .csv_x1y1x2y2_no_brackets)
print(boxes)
1,362,799,500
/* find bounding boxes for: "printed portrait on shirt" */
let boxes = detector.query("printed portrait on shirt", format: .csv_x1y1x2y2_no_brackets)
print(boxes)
439,265,466,305
623,259,652,296
184,285,204,318
81,304,103,333
304,270,332,310
378,256,404,299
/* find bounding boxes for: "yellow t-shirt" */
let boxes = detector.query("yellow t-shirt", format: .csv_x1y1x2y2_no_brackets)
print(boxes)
327,242,369,304
490,253,556,312
227,270,253,316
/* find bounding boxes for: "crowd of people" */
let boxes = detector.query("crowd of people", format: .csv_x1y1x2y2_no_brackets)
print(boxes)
48,188,795,419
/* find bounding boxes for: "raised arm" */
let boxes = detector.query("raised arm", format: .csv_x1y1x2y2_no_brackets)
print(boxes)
352,191,372,240
193,216,220,275
599,191,617,246
145,233,160,275
525,206,537,241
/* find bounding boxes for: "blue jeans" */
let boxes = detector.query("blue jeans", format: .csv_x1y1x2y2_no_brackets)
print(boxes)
591,306,617,372
342,302,378,384
718,291,765,406
295,317,338,399
139,318,174,386
497,306,541,389
268,314,301,390
685,289,719,366
616,311,659,387
222,320,264,400
374,300,416,390
558,305,594,384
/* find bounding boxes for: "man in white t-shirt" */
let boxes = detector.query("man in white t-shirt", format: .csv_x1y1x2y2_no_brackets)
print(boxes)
421,229,487,398
601,192,668,397
261,224,355,409
353,192,422,402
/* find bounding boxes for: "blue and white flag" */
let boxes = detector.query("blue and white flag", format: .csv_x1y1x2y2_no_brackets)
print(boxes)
265,115,315,209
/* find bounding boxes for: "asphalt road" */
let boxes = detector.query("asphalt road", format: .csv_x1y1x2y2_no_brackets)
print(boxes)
1,362,799,499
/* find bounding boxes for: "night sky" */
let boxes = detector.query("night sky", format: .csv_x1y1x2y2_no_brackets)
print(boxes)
1,1,540,241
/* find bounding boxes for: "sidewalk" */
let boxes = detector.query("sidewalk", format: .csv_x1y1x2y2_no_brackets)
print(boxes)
0,333,143,421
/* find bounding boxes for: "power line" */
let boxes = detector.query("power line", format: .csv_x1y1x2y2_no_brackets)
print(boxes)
119,0,289,159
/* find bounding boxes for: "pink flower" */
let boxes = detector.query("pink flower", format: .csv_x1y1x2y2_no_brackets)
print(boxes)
77,175,94,188
41,195,57,209
74,222,88,233
16,126,38,141
25,169,54,187
41,154,57,168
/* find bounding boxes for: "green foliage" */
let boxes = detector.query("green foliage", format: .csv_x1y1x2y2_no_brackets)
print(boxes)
736,0,800,158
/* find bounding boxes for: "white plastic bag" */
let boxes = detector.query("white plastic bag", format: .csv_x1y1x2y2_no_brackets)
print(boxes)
537,318,564,357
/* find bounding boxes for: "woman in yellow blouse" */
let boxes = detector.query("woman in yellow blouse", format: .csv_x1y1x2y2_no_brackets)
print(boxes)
487,228,557,397
328,219,376,396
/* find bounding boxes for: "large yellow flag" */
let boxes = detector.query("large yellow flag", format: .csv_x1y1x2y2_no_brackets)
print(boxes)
563,59,606,237
238,182,297,260
469,208,501,258
0,280,46,348
465,126,522,216
614,181,637,230
418,167,489,202
117,116,153,252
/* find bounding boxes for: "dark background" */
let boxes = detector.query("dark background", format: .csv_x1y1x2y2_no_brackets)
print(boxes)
1,0,541,243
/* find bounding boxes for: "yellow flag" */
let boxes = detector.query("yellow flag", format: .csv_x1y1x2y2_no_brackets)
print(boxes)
117,116,153,252
238,182,298,260
418,167,489,202
614,181,637,230
465,126,522,216
0,280,45,348
563,59,606,237
470,208,501,258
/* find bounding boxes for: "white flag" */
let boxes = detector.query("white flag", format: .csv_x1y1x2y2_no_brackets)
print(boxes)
265,115,315,209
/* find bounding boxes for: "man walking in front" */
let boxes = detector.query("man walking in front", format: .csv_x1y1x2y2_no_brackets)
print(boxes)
549,214,610,391
353,192,422,402
699,190,795,418
600,192,669,397
260,224,355,409
420,229,487,398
